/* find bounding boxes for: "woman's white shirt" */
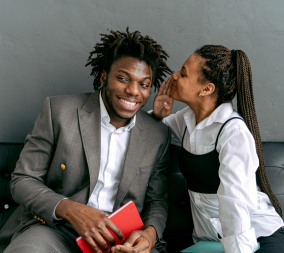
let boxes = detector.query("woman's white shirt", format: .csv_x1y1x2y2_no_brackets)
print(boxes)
163,102,283,253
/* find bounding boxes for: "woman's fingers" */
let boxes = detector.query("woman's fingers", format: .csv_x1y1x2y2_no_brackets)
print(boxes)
164,102,171,111
162,76,173,95
166,78,172,96
157,80,165,96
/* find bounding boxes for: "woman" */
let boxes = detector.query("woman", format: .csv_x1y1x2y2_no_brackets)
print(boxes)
152,45,284,253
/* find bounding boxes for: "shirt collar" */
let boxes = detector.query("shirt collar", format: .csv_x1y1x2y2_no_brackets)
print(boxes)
99,90,136,131
184,102,234,130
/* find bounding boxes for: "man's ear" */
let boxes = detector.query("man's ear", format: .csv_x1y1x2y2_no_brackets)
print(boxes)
100,70,107,86
201,82,215,96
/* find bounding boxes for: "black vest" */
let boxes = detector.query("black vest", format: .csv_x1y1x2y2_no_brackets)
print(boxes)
179,117,245,194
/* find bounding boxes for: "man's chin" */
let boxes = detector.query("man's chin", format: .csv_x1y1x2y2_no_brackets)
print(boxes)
116,114,134,120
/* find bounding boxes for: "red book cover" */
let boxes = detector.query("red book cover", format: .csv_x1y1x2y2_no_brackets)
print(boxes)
76,201,144,253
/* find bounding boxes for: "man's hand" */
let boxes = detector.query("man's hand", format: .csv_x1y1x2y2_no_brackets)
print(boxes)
111,226,157,253
55,199,124,253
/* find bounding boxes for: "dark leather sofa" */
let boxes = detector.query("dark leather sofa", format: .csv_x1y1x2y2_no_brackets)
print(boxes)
1,143,284,252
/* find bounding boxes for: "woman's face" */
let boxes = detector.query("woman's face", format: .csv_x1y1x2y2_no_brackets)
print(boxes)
170,53,205,104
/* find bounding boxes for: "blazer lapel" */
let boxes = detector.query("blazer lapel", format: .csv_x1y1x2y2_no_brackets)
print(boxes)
114,111,149,210
78,91,101,198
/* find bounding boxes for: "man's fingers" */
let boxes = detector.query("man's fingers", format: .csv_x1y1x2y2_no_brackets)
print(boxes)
114,237,148,253
84,236,102,253
124,231,141,247
106,218,124,242
100,227,116,247
91,231,111,252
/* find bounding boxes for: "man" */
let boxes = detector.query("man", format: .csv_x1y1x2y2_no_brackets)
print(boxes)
0,28,172,253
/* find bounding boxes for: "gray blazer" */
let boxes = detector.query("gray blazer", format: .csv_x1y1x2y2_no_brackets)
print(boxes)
0,91,170,251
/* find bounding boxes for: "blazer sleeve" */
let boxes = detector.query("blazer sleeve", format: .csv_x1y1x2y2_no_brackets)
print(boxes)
141,126,171,240
10,97,67,228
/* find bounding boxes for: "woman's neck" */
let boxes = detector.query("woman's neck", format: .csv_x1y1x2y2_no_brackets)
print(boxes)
186,99,217,125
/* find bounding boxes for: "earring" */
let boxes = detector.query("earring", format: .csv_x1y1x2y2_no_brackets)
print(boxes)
199,93,201,97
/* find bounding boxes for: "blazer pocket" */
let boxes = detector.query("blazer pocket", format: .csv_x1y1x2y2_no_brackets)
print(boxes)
139,164,155,174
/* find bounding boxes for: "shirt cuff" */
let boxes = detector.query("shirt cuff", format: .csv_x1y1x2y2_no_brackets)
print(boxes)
220,227,258,253
52,198,68,220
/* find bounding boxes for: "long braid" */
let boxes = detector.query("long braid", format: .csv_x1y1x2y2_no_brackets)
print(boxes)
236,50,282,216
195,45,282,217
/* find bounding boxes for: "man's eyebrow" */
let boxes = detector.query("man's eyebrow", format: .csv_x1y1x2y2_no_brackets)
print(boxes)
181,66,187,73
117,70,151,80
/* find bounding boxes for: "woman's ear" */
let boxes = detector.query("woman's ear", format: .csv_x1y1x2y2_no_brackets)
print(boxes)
201,82,215,96
100,70,107,86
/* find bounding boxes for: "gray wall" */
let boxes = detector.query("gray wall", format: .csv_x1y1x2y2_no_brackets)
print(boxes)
1,0,283,142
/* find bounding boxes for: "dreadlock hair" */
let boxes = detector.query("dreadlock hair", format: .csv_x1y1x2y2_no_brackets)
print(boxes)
86,27,172,91
195,45,282,217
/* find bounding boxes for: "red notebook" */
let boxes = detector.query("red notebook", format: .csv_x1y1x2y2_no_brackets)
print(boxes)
76,201,144,253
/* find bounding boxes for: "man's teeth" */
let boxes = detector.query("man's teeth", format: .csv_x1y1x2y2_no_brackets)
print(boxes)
119,99,136,106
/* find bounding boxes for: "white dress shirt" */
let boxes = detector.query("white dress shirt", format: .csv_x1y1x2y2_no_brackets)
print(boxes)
163,102,283,253
87,92,136,215
53,91,135,218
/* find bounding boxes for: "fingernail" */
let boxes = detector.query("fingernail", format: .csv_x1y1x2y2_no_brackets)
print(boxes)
164,102,167,106
117,246,121,250
124,242,131,246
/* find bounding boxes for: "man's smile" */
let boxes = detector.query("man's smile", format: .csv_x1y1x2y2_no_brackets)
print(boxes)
117,97,140,111
119,98,138,107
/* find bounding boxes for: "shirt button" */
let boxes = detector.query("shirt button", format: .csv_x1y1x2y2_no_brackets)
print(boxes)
4,204,9,209
61,164,66,170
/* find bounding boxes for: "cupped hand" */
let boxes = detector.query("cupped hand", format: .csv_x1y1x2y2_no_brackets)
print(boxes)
153,76,174,120
111,226,157,253
56,199,124,253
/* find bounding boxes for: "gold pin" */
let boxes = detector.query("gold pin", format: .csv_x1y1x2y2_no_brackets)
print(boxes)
61,164,66,170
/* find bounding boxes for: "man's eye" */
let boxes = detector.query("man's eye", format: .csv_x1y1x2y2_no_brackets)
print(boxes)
140,83,149,88
180,73,185,77
118,77,128,82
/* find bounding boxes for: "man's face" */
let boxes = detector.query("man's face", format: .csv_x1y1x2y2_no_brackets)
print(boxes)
101,56,152,121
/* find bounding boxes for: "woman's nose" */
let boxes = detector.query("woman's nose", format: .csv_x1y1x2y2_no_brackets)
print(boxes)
172,71,179,80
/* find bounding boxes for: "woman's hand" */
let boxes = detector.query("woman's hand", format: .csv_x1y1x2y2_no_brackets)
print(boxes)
153,76,174,120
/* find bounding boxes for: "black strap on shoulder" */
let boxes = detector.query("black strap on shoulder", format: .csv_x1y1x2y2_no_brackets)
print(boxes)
214,117,246,149
181,126,187,146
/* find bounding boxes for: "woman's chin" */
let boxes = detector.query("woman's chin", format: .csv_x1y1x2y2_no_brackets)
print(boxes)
170,91,179,101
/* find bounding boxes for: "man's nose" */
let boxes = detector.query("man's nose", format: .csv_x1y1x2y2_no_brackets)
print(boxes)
125,82,140,96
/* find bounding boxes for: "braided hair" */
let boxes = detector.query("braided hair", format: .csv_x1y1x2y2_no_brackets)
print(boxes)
86,27,172,91
195,45,282,217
